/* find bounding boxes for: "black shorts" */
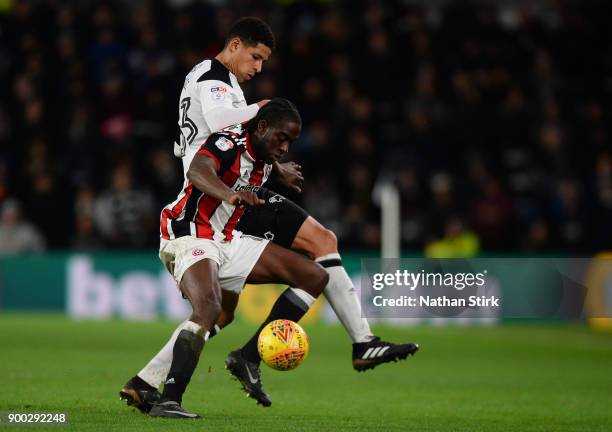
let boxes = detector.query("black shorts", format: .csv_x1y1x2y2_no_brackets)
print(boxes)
236,188,309,249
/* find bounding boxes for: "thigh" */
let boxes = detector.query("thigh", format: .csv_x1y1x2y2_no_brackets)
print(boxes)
218,234,269,294
289,216,333,258
180,258,222,309
236,188,309,249
160,236,222,287
246,240,322,288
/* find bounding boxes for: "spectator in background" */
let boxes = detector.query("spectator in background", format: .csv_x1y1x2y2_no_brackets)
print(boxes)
425,172,458,243
549,178,587,251
425,215,480,258
2,1,612,252
469,176,516,250
93,162,154,249
71,183,104,251
0,199,45,254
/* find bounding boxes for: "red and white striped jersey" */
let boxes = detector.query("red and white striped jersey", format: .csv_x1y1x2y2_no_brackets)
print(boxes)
161,125,272,242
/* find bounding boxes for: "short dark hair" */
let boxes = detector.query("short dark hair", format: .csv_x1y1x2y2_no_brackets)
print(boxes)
246,98,301,132
226,17,275,50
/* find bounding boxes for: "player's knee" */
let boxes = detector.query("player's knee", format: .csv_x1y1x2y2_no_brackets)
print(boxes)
314,228,338,256
191,297,223,330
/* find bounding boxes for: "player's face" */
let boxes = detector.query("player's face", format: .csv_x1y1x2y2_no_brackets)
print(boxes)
232,40,271,82
257,120,301,163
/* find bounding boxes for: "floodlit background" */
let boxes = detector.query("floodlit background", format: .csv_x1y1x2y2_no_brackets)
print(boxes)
2,0,612,254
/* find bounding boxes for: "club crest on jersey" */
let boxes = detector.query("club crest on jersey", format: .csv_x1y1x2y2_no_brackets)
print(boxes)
214,137,234,151
192,248,206,256
210,86,227,101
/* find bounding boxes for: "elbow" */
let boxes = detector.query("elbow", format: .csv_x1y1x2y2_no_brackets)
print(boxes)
187,162,206,187
186,165,196,183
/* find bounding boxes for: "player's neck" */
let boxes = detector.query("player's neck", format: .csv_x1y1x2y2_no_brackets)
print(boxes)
215,52,237,78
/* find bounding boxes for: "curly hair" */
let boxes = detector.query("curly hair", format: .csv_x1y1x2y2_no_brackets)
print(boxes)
245,98,301,132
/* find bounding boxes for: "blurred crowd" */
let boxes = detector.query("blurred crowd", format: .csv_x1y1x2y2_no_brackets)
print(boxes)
1,0,611,254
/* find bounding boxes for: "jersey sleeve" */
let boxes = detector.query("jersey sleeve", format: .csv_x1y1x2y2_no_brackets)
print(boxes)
197,134,238,173
204,104,260,132
199,79,234,116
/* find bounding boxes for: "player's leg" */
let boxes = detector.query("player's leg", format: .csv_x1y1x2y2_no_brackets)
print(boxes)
238,188,418,371
216,290,240,330
240,240,328,360
224,239,328,406
120,324,182,413
236,189,373,342
149,258,222,418
291,216,375,343
292,216,419,371
120,290,238,414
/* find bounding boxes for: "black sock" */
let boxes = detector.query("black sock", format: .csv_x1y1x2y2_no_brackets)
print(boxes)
132,374,156,392
160,329,205,404
208,324,220,340
241,288,310,364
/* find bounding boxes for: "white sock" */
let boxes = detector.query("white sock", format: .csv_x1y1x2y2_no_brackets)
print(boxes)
137,320,221,389
137,320,187,389
288,287,316,308
316,253,374,343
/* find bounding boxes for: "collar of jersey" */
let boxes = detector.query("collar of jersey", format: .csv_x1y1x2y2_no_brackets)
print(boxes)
211,58,238,86
245,131,257,161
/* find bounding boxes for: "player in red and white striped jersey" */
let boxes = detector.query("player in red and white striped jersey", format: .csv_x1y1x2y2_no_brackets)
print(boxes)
161,123,272,243
145,99,330,419
120,17,418,416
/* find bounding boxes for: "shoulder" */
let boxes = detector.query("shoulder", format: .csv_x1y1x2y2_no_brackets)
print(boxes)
206,131,243,153
197,59,232,87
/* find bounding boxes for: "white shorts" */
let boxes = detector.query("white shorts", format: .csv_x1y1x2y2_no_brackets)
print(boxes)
159,232,269,294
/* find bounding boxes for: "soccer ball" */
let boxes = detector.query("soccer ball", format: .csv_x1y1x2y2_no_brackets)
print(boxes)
257,319,309,371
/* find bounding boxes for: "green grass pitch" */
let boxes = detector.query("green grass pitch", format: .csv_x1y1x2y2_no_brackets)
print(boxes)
1,314,611,431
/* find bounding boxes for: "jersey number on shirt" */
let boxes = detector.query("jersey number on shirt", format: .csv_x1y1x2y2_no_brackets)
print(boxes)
175,97,198,157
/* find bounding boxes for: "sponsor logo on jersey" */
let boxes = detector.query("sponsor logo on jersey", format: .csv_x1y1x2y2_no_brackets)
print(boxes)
192,248,206,256
234,184,261,192
214,137,234,151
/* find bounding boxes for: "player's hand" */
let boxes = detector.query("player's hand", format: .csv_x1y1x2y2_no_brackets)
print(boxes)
257,99,270,108
228,191,265,208
274,161,304,193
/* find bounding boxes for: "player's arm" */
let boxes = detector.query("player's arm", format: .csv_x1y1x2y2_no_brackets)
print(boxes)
187,155,234,202
199,79,268,132
188,138,265,207
270,161,304,193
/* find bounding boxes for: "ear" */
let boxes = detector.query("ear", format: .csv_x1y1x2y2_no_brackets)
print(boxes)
257,119,269,136
229,37,242,52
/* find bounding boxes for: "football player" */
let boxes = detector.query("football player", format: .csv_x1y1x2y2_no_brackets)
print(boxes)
120,17,418,414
